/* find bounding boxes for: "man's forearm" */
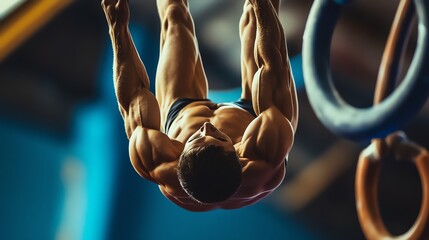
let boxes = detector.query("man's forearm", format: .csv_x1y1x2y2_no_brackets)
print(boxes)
110,26,141,69
102,0,150,110
252,0,284,69
250,0,298,127
108,23,150,109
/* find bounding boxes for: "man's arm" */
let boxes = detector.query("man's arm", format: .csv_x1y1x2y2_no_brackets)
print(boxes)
245,0,296,163
233,0,296,200
250,0,298,129
102,0,156,137
102,0,184,193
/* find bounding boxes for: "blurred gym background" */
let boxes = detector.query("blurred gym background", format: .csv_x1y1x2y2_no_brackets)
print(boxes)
0,0,428,239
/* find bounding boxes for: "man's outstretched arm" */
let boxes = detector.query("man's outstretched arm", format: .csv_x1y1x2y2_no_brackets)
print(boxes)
102,0,159,137
245,0,297,160
235,0,297,201
250,0,298,129
102,0,187,201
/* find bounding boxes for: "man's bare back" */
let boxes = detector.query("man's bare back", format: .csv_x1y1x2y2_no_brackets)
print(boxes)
102,0,298,211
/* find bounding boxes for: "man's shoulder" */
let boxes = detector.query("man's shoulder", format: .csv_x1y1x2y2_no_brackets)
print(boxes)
239,107,294,162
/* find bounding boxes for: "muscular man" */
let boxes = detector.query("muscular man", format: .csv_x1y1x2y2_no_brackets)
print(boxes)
101,0,298,211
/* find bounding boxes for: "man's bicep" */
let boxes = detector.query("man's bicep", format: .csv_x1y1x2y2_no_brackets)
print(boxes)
252,64,298,129
123,88,161,138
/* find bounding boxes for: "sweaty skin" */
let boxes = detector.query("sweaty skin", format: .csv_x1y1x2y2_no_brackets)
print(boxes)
102,0,298,211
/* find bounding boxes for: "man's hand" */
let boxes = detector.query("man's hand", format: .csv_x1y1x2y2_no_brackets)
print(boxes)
101,0,130,29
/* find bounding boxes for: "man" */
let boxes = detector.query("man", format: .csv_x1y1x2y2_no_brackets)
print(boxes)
101,0,298,211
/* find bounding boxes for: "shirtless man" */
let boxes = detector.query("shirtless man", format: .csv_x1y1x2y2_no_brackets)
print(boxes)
101,0,298,211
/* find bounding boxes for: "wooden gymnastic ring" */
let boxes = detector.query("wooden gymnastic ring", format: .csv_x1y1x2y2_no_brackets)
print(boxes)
355,141,429,239
302,0,429,141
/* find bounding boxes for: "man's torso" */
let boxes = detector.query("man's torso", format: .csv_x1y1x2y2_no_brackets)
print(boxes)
164,100,256,146
150,99,290,210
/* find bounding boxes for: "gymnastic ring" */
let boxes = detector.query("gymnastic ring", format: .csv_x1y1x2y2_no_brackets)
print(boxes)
302,0,429,141
355,140,429,239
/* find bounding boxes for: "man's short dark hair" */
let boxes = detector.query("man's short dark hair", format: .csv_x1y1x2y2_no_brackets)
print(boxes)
177,145,242,203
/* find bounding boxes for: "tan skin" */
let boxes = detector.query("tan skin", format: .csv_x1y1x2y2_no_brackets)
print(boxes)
102,0,298,211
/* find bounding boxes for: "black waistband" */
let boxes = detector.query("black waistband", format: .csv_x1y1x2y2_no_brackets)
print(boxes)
232,99,257,118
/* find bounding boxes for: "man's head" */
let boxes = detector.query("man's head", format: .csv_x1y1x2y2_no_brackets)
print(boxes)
177,122,242,203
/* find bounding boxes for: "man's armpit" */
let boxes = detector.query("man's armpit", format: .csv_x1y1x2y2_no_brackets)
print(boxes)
154,161,202,202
